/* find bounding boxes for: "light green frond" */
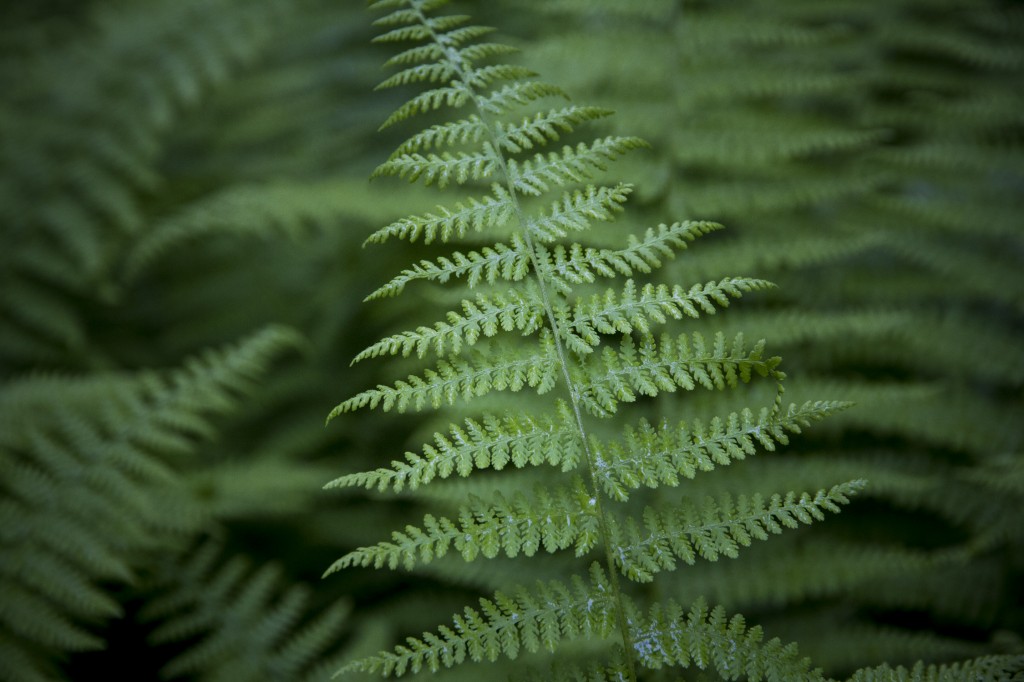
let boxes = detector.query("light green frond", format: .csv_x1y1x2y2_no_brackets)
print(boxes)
563,278,774,355
339,565,616,677
374,144,499,187
327,480,597,573
324,404,578,493
380,83,471,129
364,185,514,244
329,338,560,417
465,65,538,90
593,401,851,501
525,183,633,241
495,106,614,153
577,332,781,417
355,288,544,361
477,81,569,115
612,481,865,583
375,61,457,90
848,655,1024,682
539,221,723,290
507,137,648,196
366,235,530,300
392,116,489,156
632,599,824,681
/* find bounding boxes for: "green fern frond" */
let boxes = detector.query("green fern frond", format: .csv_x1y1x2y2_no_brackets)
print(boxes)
143,541,351,681
332,337,559,416
594,401,852,501
328,2,860,680
633,598,824,681
612,481,865,583
340,564,616,677
327,479,599,573
355,288,545,360
576,332,781,417
525,183,634,242
538,220,723,291
325,404,578,493
0,325,300,680
507,137,648,196
365,184,514,245
366,234,530,300
563,278,773,355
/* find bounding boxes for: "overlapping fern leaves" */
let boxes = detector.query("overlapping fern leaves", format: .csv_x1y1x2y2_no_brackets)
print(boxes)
324,2,865,680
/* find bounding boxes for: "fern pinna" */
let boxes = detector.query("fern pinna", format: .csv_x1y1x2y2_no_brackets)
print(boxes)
324,2,863,680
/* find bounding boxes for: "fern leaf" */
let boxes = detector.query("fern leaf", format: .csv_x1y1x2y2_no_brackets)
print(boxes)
563,278,774,355
577,332,781,417
339,565,616,676
326,480,598,573
494,106,614,153
364,185,514,245
324,404,579,492
594,401,852,501
507,136,648,196
633,598,824,681
330,338,559,417
613,481,866,583
526,183,634,241
366,235,530,300
392,116,489,157
477,81,569,115
143,542,351,681
375,144,500,187
380,83,471,129
539,221,724,289
355,288,545,360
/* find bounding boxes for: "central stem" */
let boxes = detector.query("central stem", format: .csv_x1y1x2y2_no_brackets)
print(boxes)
414,7,640,679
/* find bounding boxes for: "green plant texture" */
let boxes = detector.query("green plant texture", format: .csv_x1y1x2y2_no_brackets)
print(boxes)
0,0,1022,681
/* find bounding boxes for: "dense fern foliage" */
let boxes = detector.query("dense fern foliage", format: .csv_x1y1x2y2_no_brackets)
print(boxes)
2,0,1022,680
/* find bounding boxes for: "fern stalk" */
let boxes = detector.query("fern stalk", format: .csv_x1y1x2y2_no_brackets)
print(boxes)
403,6,642,676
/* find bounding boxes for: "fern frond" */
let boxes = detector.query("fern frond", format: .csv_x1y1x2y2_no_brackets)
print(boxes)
594,401,851,501
375,144,501,187
326,480,598,573
143,541,351,682
525,183,634,241
364,185,514,244
325,404,578,493
477,81,569,115
538,221,725,291
633,598,824,681
507,136,648,196
366,234,530,300
495,106,615,153
330,338,559,417
563,278,773,355
577,332,781,417
339,564,616,677
355,288,545,361
380,83,471,129
612,481,866,583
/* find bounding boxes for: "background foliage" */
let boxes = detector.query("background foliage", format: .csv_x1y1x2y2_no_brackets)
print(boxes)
0,0,1021,680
